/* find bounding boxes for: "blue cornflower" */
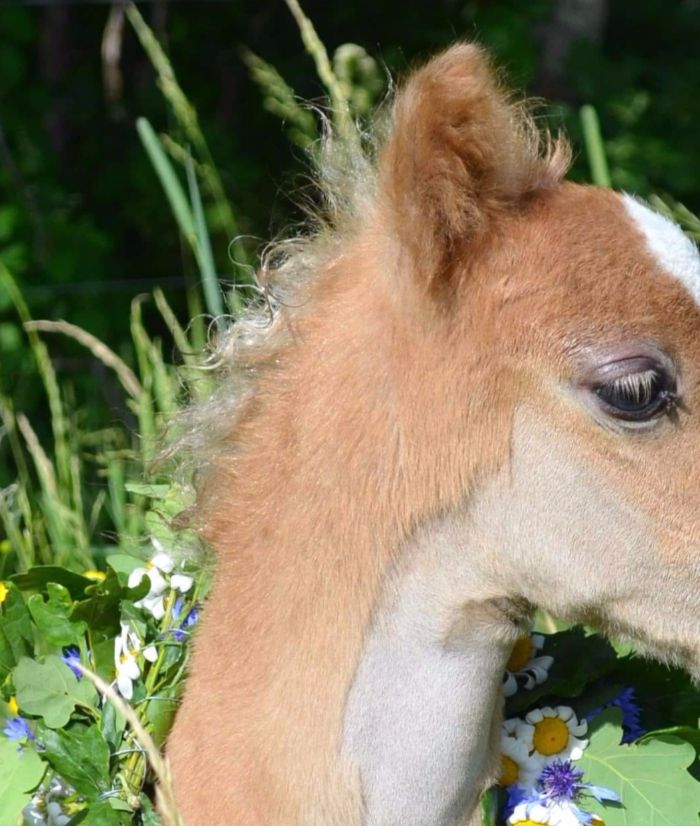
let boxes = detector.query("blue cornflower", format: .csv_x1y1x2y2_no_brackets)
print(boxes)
171,598,200,642
538,759,620,813
614,687,646,743
4,716,35,742
585,686,646,744
539,760,584,801
503,784,544,819
61,646,82,679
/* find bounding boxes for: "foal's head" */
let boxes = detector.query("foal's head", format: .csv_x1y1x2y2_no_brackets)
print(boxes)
364,44,700,673
170,42,700,825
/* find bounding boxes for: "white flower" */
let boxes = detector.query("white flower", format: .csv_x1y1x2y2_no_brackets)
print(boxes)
114,623,157,700
547,802,596,826
128,543,194,619
171,573,194,593
516,706,588,763
508,800,561,825
504,633,554,697
500,723,545,788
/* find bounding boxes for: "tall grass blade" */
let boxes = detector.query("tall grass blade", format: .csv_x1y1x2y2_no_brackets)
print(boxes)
125,2,251,272
137,117,196,244
0,263,71,494
283,0,355,142
185,155,228,320
242,48,317,148
24,320,142,400
580,104,611,188
153,288,194,362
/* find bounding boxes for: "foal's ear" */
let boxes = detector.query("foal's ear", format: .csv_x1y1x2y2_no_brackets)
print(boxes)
377,43,568,288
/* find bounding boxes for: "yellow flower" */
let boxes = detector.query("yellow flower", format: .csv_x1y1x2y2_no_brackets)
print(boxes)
0,582,8,605
507,635,535,672
7,696,18,715
83,569,107,583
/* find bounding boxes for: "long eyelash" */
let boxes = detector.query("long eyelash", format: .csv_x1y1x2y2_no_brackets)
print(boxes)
609,369,659,403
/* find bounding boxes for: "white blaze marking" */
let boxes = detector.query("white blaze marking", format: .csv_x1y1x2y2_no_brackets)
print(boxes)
622,194,700,307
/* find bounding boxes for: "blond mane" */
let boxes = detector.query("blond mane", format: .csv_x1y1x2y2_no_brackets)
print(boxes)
173,43,570,509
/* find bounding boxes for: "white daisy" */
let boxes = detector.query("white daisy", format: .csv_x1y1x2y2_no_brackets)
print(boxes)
503,633,554,697
499,725,545,788
508,800,561,825
547,802,599,826
516,706,588,763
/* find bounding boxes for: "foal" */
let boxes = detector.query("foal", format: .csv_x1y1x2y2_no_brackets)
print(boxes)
167,44,700,825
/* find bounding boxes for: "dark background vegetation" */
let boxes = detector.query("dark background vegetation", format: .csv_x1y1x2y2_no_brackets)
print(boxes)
2,0,700,465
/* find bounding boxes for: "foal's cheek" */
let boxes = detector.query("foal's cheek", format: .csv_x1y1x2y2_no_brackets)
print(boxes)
490,408,655,609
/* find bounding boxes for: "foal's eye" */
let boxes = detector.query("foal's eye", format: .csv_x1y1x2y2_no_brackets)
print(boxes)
594,365,676,422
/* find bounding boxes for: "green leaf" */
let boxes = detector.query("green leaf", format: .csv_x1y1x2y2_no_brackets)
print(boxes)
639,725,700,754
79,798,129,824
480,787,498,826
138,794,164,825
71,569,130,638
124,482,171,498
118,602,147,639
91,636,121,685
579,710,700,825
28,583,87,647
0,737,45,826
14,656,97,728
145,682,181,746
105,554,145,587
40,724,110,799
0,587,33,679
107,796,134,812
100,690,126,753
9,567,92,599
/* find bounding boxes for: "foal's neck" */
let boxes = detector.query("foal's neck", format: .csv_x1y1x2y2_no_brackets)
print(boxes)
343,514,525,826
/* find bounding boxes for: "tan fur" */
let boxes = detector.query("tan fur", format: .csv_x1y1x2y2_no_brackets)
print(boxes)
167,44,700,824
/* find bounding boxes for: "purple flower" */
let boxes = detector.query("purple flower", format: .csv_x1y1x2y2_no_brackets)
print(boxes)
4,716,35,742
537,759,621,812
61,646,82,679
539,760,584,801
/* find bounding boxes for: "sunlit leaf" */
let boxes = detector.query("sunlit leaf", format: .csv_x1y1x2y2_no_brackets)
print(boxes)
0,737,45,826
579,710,700,825
14,656,97,728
